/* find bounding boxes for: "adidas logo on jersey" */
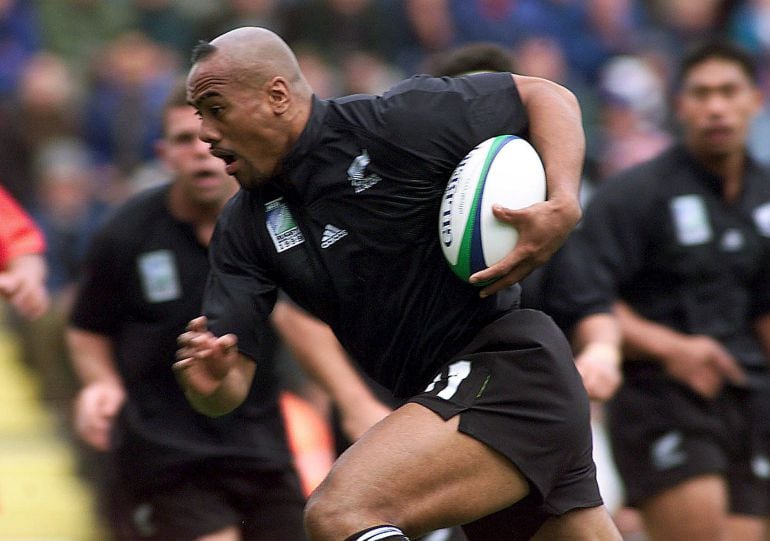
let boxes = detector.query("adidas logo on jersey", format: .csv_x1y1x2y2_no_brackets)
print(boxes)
321,224,348,248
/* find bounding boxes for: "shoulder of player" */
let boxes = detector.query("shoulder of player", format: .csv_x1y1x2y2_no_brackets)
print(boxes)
746,155,770,191
216,188,261,229
328,73,514,123
98,184,171,243
591,146,681,208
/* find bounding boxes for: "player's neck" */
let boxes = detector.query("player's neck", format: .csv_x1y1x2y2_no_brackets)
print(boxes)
690,146,746,204
168,183,228,245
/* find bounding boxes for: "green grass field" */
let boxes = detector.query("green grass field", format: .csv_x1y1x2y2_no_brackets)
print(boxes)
0,327,104,541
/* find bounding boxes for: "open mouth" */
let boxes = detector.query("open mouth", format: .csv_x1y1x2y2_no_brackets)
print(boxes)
210,148,240,175
193,168,218,179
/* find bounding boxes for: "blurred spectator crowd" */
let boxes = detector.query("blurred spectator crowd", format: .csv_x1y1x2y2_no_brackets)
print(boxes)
2,0,770,414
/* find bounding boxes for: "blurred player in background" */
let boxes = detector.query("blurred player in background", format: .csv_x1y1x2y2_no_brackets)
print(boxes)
67,82,308,541
580,39,770,541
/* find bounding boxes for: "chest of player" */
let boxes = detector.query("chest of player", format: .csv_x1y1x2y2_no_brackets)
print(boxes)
649,173,770,286
125,223,208,322
257,142,451,321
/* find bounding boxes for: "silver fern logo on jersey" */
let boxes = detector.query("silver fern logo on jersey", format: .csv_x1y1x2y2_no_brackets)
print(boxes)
348,150,382,193
265,197,305,252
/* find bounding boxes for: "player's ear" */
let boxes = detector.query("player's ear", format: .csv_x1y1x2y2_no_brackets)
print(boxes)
267,76,291,114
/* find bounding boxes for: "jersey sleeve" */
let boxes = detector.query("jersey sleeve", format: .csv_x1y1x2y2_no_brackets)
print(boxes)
750,246,770,320
579,173,655,295
203,194,278,363
0,184,46,269
540,231,614,336
70,225,124,335
376,72,528,166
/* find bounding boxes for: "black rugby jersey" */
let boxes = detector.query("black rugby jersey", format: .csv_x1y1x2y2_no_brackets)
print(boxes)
520,231,614,336
204,72,529,397
71,186,293,479
581,145,770,369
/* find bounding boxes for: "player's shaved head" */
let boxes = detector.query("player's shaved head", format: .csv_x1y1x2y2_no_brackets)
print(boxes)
188,27,310,98
185,27,314,188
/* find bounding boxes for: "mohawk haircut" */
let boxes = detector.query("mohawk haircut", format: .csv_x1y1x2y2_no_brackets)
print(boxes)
191,40,217,65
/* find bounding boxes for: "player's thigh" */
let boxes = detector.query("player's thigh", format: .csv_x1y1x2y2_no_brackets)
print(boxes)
306,401,530,537
640,474,728,541
726,515,766,541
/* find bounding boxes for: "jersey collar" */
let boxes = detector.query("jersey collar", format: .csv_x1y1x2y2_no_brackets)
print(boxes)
673,143,762,198
282,95,328,175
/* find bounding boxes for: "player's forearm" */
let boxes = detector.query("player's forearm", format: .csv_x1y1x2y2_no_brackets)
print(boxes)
753,313,770,368
183,353,254,417
66,327,122,387
513,74,584,213
272,301,379,411
572,313,621,355
614,301,686,364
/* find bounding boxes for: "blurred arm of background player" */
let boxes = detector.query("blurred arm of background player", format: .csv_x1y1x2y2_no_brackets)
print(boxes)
571,312,622,402
0,185,50,320
614,300,745,398
754,314,770,367
271,301,392,442
66,328,126,451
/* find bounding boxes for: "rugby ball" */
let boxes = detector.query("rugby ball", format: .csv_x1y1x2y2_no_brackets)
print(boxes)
439,135,546,283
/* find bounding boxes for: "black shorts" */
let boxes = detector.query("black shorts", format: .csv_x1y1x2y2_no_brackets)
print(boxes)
607,363,770,516
100,460,307,541
409,309,602,540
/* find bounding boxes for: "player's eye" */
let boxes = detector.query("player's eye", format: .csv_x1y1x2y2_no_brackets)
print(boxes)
174,133,197,145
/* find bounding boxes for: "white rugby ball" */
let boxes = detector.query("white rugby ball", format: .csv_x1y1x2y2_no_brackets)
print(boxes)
439,135,546,283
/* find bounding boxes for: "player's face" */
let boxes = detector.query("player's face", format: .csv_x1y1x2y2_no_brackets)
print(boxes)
187,60,289,189
676,58,762,158
158,106,236,206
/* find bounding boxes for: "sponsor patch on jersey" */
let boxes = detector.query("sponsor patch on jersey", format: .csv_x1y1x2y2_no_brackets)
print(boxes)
137,250,181,303
348,150,382,193
752,202,770,237
670,195,712,246
265,197,305,253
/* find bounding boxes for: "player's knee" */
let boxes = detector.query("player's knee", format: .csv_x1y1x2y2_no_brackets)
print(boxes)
304,487,355,540
304,483,402,541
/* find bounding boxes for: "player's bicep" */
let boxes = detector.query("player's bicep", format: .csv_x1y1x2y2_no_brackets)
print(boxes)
381,73,528,165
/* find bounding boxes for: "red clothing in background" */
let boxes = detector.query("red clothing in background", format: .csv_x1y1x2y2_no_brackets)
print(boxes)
0,184,45,269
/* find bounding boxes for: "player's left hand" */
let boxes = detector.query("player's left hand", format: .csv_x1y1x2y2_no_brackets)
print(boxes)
470,197,581,297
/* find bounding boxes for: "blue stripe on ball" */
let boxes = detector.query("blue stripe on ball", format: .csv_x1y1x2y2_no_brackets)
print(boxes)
469,135,517,274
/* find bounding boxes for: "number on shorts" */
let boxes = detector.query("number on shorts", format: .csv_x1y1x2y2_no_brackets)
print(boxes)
424,360,472,400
